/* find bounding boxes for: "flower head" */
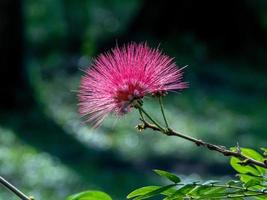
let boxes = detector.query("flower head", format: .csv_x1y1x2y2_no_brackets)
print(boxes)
78,43,187,127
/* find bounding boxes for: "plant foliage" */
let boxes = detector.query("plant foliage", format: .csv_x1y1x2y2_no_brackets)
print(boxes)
126,147,267,200
67,147,267,200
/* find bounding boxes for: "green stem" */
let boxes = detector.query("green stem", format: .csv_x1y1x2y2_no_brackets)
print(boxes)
137,107,165,132
158,96,169,128
138,108,145,121
176,182,267,199
198,183,257,193
207,192,267,199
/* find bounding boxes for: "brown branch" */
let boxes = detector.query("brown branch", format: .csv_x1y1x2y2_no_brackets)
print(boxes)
139,119,267,169
0,176,33,200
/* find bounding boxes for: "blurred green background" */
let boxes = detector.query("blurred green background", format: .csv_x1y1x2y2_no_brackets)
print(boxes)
0,0,267,199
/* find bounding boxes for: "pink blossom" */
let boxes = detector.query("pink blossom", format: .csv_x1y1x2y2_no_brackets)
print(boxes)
78,43,187,127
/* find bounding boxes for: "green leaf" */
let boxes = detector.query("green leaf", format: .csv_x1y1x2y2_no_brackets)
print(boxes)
127,186,160,199
153,169,181,183
199,189,248,199
133,184,176,200
192,185,225,196
230,147,266,176
197,187,226,197
244,179,261,188
197,192,230,199
67,190,112,200
261,148,267,156
231,156,259,176
161,187,177,196
255,194,267,200
164,184,197,200
237,174,264,184
230,147,264,161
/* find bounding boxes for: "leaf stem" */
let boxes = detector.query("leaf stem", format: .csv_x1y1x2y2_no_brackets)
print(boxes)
0,176,33,200
175,182,267,199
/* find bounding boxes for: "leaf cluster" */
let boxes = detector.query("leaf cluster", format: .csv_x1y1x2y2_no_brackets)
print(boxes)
66,147,267,200
126,147,267,200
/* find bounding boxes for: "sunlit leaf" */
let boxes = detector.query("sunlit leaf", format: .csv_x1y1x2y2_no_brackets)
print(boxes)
133,184,177,200
197,187,226,197
164,184,197,200
127,186,160,199
244,179,261,188
192,185,226,197
161,187,177,196
199,189,247,199
255,194,267,200
153,169,181,183
261,148,267,156
67,190,112,200
231,156,259,176
230,147,266,176
197,192,230,199
237,174,265,185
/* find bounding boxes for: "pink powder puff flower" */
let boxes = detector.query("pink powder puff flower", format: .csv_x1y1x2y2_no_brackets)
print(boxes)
78,42,187,127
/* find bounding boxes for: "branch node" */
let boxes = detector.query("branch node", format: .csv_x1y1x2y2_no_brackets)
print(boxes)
137,111,267,169
238,159,250,166
195,139,203,146
136,123,145,132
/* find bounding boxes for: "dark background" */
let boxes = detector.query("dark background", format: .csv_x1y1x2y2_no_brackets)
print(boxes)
0,0,267,199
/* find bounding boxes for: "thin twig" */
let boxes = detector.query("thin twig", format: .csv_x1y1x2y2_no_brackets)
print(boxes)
138,108,145,121
194,182,267,199
0,176,33,200
138,107,166,132
139,118,267,169
158,96,169,128
155,182,267,199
